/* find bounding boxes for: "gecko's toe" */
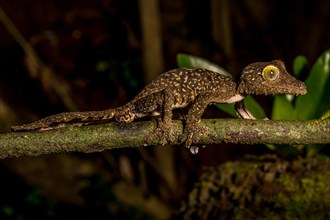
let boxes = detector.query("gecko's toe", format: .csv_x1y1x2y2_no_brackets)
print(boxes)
162,126,175,144
178,133,187,144
185,133,194,148
181,123,208,152
148,119,175,145
147,129,168,145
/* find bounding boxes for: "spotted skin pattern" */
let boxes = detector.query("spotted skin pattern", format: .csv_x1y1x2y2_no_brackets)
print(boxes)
11,60,307,152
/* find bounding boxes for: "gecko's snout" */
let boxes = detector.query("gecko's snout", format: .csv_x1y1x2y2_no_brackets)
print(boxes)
284,78,307,95
298,82,307,95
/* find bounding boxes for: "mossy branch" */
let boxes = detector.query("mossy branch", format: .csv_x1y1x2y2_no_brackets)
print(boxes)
0,118,329,159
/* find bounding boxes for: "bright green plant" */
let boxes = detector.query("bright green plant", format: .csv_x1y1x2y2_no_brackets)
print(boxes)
272,50,330,120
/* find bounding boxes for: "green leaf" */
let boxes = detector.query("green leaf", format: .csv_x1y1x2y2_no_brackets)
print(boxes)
319,74,330,117
272,95,297,120
296,49,330,119
321,108,330,119
216,103,237,118
244,96,267,119
293,55,308,78
265,144,276,150
176,53,231,76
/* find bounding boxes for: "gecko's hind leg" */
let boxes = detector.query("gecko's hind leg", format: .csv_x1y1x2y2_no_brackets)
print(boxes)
158,89,176,144
143,89,175,145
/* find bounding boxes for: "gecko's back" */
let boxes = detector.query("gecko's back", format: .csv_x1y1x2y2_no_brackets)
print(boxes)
114,68,237,122
129,68,237,108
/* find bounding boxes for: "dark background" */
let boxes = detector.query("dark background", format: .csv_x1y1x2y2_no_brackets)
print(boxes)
0,0,329,219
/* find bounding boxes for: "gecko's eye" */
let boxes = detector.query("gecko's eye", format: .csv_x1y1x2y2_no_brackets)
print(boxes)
262,65,279,81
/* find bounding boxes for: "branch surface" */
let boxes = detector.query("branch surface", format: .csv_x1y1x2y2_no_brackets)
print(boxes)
0,118,329,159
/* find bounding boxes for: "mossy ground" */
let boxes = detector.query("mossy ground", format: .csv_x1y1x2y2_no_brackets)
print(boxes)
178,155,330,220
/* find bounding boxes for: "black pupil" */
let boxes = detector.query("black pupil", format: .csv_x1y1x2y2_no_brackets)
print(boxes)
269,70,275,78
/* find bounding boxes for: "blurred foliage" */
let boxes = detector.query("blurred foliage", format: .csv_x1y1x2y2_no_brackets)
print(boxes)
0,186,57,220
177,53,231,76
0,174,157,220
96,59,140,92
79,174,156,220
295,50,330,120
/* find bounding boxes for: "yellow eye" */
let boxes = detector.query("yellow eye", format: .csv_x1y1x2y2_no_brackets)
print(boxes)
262,65,279,81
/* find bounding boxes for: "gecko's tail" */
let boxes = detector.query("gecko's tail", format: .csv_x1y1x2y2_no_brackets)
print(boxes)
11,109,116,131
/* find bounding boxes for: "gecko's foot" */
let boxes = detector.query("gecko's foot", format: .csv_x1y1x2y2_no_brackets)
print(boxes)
179,123,207,150
148,119,175,145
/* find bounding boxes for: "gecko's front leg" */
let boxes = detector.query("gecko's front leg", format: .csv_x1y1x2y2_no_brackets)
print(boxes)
234,100,269,120
179,92,211,151
234,100,256,119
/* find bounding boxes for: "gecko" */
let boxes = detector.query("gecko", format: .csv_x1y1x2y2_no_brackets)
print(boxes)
11,60,307,153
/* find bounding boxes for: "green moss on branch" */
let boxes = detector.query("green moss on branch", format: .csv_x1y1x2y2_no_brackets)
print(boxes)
0,118,329,159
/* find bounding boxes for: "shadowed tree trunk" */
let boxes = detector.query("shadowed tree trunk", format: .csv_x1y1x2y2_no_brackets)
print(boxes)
138,0,165,83
211,0,233,59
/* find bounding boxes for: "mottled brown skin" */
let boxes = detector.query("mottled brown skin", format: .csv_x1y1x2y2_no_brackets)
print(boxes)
11,60,307,151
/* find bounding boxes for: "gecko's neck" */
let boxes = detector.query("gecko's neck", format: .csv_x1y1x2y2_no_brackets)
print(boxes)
222,76,246,103
235,72,261,96
234,72,248,96
236,80,249,95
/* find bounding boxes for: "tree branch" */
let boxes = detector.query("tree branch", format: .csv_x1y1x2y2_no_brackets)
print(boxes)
0,118,329,159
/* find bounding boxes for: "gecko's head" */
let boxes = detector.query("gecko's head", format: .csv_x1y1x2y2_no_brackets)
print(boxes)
237,60,307,95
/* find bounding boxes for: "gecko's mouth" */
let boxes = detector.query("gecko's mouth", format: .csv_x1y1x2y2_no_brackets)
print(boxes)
261,80,307,95
285,77,307,95
277,85,307,95
290,82,307,95
299,84,307,95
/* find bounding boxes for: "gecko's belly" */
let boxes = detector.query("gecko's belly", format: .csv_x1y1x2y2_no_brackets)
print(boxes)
172,92,194,109
223,94,245,103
